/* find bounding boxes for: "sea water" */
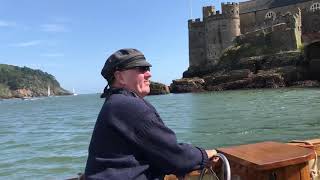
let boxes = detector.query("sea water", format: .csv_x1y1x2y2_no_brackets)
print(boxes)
0,88,320,179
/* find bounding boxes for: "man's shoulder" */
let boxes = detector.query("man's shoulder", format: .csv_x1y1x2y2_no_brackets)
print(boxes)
106,93,149,110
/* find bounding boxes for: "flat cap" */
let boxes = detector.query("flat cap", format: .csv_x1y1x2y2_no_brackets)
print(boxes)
101,48,152,82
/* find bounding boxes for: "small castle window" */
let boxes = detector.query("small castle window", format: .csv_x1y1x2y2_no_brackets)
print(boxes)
310,3,320,12
265,11,276,20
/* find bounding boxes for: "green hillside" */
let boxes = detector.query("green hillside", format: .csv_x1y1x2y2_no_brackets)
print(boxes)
0,64,71,98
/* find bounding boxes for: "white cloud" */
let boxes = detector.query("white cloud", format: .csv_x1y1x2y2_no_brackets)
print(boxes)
0,20,16,27
40,53,65,57
41,24,68,32
10,40,42,47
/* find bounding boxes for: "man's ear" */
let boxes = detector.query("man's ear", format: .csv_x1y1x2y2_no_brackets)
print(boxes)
114,71,125,85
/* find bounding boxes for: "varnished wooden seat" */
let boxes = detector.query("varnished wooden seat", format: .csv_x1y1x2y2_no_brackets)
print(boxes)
217,141,316,180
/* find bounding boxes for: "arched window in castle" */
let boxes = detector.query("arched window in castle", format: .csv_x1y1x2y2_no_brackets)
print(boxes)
265,11,276,20
310,3,320,12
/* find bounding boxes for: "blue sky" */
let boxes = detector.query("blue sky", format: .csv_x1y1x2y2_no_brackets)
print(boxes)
0,0,244,94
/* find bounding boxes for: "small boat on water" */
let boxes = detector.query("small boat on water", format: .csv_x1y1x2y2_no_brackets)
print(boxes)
67,138,320,180
48,85,51,97
21,96,33,100
72,88,78,96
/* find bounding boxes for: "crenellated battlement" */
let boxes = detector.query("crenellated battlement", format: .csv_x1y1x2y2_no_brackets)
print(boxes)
203,6,216,18
188,18,204,28
222,2,240,17
201,2,240,20
188,18,202,23
222,2,238,5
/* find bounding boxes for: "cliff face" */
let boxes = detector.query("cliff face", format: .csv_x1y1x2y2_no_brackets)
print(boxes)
0,64,71,99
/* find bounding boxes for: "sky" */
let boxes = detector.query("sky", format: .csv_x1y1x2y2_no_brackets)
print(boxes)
0,0,245,94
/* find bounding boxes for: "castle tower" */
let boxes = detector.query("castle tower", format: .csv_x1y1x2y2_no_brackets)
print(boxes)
188,19,206,68
203,6,216,18
220,2,241,49
203,2,241,65
222,2,240,18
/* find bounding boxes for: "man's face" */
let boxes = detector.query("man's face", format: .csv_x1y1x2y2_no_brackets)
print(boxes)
116,66,152,97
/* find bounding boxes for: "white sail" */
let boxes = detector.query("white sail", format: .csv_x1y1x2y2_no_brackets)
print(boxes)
72,88,78,96
47,85,51,96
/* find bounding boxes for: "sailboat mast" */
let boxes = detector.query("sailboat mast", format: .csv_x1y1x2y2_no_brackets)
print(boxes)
189,0,193,19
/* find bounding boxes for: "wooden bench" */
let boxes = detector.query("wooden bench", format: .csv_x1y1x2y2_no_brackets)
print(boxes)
217,141,315,180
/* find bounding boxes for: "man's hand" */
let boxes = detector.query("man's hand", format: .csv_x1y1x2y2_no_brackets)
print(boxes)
205,149,221,169
205,149,217,159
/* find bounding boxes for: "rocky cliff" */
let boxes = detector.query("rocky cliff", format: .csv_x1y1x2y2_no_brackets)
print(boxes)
171,49,319,93
0,64,71,99
149,81,170,95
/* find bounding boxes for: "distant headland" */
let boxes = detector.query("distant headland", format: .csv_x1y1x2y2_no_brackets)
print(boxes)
0,64,71,99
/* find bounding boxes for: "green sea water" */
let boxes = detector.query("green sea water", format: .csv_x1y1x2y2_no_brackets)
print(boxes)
1,88,320,179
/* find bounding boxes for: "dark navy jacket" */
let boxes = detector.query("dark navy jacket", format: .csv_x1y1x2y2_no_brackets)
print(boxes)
85,88,208,180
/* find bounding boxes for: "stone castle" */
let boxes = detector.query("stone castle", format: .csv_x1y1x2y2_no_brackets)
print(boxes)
188,0,320,71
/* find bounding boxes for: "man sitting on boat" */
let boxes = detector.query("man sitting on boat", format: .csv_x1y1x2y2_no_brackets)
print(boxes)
84,48,218,180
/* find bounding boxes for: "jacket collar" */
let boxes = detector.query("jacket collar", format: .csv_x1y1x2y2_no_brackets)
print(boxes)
102,87,139,99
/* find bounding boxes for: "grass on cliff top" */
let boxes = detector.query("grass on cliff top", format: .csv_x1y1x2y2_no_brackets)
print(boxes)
218,43,276,70
222,32,275,59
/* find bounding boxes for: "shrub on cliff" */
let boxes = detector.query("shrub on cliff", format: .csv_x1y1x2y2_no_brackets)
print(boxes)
0,83,11,98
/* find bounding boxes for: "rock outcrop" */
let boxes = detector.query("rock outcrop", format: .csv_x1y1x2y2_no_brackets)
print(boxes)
171,51,319,93
170,78,205,93
149,81,170,95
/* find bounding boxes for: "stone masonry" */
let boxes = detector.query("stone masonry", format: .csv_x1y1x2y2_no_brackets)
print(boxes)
188,0,320,72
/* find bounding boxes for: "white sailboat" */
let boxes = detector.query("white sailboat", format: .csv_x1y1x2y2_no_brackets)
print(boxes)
72,88,78,96
47,85,51,96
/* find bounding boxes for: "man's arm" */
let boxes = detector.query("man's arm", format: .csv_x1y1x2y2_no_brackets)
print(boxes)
106,97,218,175
110,109,212,175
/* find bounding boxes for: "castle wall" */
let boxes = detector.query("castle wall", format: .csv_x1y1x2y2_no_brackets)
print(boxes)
240,0,320,34
238,22,301,54
302,9,320,33
239,0,257,14
271,24,301,51
239,12,257,35
188,19,206,68
238,10,302,53
205,18,223,64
